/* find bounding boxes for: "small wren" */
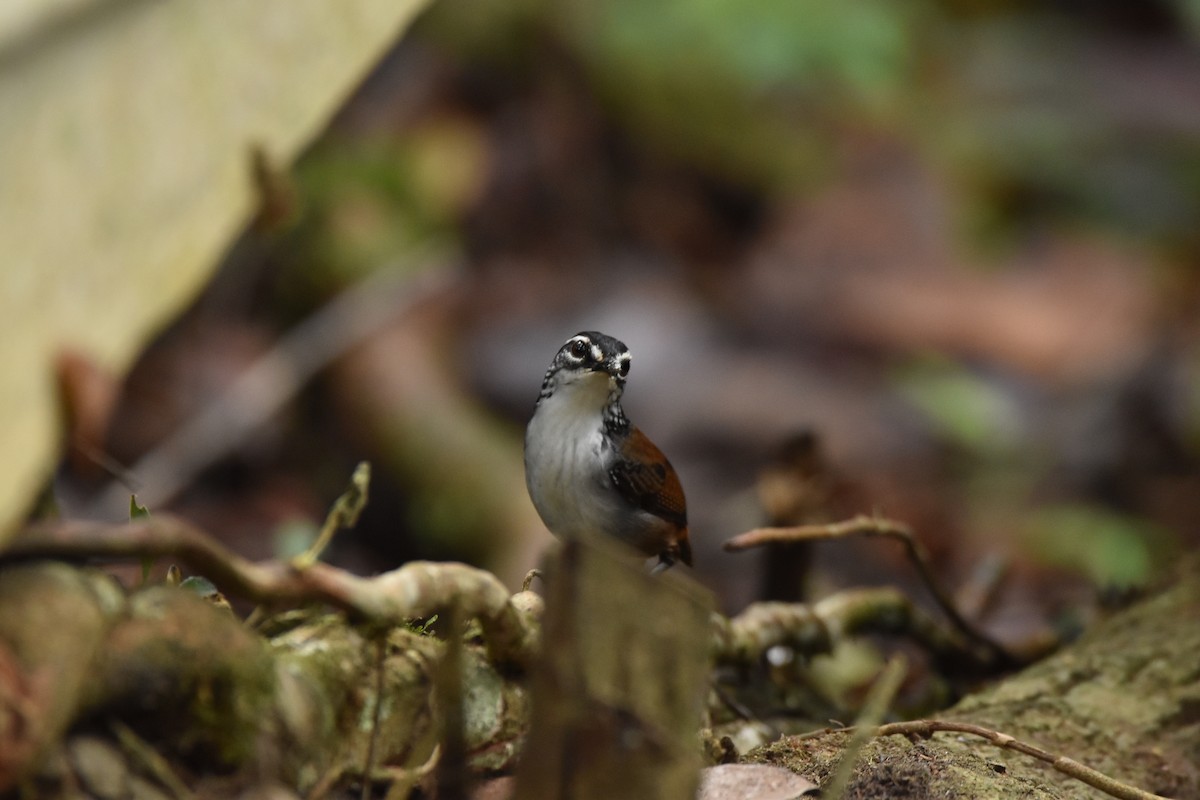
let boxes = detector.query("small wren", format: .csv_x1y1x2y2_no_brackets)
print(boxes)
524,331,692,571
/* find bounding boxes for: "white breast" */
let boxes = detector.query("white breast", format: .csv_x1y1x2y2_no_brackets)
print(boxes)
523,386,624,540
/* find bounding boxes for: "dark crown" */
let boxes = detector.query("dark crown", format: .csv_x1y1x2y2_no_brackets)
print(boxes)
538,331,632,390
557,331,630,374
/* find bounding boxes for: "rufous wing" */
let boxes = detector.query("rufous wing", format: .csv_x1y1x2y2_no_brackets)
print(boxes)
608,427,691,566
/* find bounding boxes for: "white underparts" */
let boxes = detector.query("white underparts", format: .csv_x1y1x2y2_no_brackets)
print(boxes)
525,364,674,559
524,372,622,539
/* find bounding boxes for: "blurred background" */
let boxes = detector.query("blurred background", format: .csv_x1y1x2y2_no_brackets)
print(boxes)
48,0,1200,646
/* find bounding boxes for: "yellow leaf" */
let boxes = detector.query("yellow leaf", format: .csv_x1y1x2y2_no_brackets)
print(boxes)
0,0,430,544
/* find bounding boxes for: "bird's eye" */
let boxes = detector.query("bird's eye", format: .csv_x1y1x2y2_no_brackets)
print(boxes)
617,359,630,377
569,340,589,359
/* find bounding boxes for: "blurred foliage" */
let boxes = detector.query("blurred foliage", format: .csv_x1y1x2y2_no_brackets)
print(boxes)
561,0,917,189
286,117,484,293
807,639,887,712
218,0,1200,590
894,355,1023,458
272,519,320,561
178,575,221,598
421,0,920,191
1184,0,1200,35
409,614,439,636
930,15,1200,248
129,497,151,521
412,0,1200,249
1023,504,1178,588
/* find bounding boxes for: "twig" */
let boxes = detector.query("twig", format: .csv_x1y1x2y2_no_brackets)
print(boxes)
955,553,1009,620
713,587,994,672
5,515,537,669
724,515,1017,668
802,719,1170,800
379,745,441,800
822,655,907,800
110,721,195,800
294,461,371,569
709,680,779,741
361,636,387,800
521,569,543,592
305,763,345,800
433,611,469,800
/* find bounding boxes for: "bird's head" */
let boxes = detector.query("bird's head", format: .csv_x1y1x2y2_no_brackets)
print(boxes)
537,331,632,406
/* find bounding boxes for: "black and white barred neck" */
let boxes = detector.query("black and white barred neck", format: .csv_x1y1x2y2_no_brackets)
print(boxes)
602,391,629,435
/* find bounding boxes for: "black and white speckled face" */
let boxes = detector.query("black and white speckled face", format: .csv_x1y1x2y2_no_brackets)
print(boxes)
554,331,631,381
533,330,632,431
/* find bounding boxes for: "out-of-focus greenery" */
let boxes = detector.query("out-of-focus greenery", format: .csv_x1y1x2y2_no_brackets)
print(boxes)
562,0,916,189
422,0,919,191
415,0,1200,246
272,519,320,561
277,0,1200,580
287,115,486,292
895,355,1024,458
930,15,1200,248
1023,504,1178,588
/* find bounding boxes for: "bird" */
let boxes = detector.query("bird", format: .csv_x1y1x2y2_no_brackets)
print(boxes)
524,331,692,572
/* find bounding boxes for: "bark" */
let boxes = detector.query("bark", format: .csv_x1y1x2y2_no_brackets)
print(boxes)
749,560,1200,799
0,559,536,798
2,523,1196,799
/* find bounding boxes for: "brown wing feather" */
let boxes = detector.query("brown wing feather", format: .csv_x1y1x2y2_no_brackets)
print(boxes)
608,427,688,528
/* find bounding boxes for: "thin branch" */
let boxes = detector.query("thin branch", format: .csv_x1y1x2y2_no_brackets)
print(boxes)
361,636,387,800
294,461,371,569
712,588,996,673
521,569,543,592
378,745,440,800
823,655,907,800
802,719,1170,800
305,763,346,800
110,721,195,800
724,515,1017,668
4,515,536,669
708,679,779,742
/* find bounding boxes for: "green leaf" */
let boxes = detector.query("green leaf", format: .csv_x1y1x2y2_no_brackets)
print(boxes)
179,576,220,597
179,576,232,611
1023,505,1176,588
409,614,439,636
130,495,154,582
130,496,151,520
894,355,1021,456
